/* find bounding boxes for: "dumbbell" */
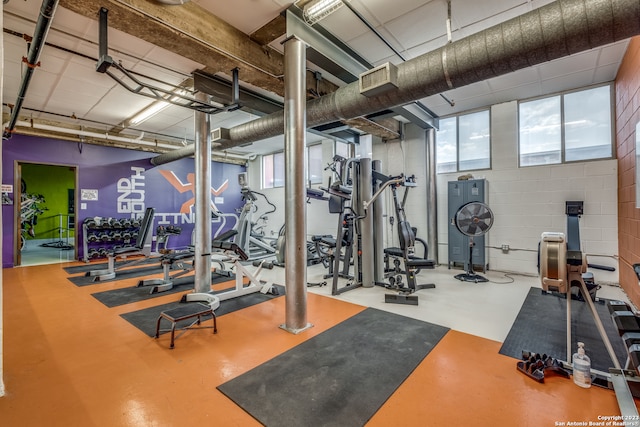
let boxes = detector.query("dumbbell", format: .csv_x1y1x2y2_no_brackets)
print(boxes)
87,248,100,259
87,233,99,243
99,233,112,242
120,218,132,228
110,231,123,241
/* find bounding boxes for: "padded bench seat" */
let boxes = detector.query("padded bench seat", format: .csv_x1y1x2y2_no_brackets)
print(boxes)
384,247,435,268
155,303,217,349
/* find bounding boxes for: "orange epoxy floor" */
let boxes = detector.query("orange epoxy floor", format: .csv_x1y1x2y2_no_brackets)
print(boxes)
0,262,637,426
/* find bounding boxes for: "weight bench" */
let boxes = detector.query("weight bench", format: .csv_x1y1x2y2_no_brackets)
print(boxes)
181,239,278,306
155,302,217,349
86,207,155,281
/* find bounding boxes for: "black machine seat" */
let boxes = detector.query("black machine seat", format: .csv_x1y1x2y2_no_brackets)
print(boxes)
405,257,436,268
384,247,435,268
312,235,336,248
211,240,249,260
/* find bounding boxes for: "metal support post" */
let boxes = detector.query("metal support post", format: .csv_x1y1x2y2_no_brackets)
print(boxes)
372,160,385,284
281,36,312,334
194,92,212,294
359,158,374,287
426,128,438,263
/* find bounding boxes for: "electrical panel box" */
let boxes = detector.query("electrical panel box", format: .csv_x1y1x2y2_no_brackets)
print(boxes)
448,179,487,272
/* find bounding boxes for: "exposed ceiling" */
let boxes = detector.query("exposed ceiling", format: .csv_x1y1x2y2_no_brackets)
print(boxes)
1,0,631,160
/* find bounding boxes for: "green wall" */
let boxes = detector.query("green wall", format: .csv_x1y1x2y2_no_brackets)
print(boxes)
21,163,75,240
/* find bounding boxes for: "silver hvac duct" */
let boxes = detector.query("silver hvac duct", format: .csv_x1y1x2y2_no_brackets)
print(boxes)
3,0,59,139
151,0,640,166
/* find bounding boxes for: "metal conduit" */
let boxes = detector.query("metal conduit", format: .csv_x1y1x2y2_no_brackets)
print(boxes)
151,0,640,166
3,0,59,140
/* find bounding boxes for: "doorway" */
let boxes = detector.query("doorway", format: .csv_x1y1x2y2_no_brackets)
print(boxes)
15,162,77,266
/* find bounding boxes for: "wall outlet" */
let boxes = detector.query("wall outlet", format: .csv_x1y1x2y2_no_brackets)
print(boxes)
501,244,510,252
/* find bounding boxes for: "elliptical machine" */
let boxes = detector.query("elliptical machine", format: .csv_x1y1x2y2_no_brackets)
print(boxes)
233,173,277,260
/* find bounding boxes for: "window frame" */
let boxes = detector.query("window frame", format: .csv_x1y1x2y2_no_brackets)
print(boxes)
261,151,284,189
517,83,614,167
307,143,323,185
436,108,492,174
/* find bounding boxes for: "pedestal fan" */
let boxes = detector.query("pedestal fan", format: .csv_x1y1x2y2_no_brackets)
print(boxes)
454,201,494,283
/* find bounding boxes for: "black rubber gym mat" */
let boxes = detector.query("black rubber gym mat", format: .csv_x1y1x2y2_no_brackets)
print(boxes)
91,273,235,308
217,307,449,427
63,257,158,275
499,287,627,371
66,264,165,286
120,284,285,337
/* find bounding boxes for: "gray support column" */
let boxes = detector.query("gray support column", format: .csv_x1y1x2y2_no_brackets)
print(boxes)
372,160,385,283
426,128,438,263
359,158,374,287
281,36,312,333
194,92,212,293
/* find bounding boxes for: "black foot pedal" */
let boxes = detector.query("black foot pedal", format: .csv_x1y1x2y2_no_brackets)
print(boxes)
385,293,418,305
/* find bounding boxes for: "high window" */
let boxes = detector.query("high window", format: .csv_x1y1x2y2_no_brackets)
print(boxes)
436,110,491,173
262,151,284,189
518,84,613,166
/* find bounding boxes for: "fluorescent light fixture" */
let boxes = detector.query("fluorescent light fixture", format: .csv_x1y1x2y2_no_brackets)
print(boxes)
303,0,344,25
128,89,190,126
129,101,171,126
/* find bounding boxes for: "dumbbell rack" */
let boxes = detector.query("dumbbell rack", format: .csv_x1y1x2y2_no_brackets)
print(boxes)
81,216,142,262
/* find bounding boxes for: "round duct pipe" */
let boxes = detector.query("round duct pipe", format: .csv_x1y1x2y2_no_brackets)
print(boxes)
11,120,250,161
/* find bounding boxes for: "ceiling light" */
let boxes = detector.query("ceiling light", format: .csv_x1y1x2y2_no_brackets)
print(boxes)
303,0,344,25
128,101,171,126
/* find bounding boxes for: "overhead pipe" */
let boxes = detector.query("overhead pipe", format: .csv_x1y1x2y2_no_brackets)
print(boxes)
151,0,640,165
11,120,251,160
3,0,59,140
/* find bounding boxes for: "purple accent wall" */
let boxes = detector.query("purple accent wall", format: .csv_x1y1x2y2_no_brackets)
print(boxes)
2,134,245,267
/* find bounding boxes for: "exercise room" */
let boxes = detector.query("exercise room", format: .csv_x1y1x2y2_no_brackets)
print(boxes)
1,0,640,425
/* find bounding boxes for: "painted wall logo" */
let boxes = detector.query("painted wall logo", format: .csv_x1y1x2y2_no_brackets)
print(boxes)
117,166,145,215
157,170,229,225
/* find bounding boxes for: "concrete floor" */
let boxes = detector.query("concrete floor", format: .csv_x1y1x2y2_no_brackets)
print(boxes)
0,257,636,426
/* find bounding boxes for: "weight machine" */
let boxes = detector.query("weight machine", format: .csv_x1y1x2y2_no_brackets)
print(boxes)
323,156,435,304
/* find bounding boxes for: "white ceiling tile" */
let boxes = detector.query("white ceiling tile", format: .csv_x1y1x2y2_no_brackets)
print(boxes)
597,40,630,66
353,0,437,26
451,0,523,29
486,67,540,91
538,50,599,81
540,69,596,94
320,7,370,44
593,63,620,83
383,1,447,53
194,0,288,35
491,81,544,104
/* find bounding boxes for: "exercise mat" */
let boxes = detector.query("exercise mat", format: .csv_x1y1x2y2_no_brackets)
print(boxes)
91,273,235,308
66,264,164,286
499,287,627,371
63,256,157,274
120,285,285,337
217,308,449,427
